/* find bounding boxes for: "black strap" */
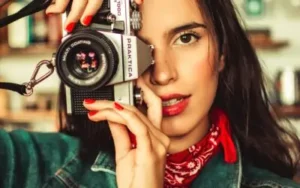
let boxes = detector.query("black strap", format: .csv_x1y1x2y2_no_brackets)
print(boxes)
0,0,54,94
0,82,27,95
0,0,52,28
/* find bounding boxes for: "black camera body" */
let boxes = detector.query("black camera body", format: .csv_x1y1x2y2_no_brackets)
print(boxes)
55,0,154,119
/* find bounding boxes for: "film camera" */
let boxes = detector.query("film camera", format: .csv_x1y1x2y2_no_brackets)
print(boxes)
54,0,154,119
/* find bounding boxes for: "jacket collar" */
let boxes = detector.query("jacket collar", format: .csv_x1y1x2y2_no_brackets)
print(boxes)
91,138,242,187
91,151,116,175
191,137,242,188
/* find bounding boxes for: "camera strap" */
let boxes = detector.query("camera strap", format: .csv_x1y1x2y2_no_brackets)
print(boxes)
0,0,53,28
0,82,27,95
0,59,55,96
0,0,54,95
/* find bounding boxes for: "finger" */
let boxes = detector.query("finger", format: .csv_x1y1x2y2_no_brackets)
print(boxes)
80,0,103,26
87,108,127,124
45,0,70,14
107,122,131,161
84,100,163,143
112,103,169,156
87,108,156,149
63,0,88,32
135,0,143,5
137,78,162,129
89,109,169,157
112,103,152,152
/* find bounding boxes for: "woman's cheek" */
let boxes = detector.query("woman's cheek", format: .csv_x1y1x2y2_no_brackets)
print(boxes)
173,45,213,77
188,53,212,77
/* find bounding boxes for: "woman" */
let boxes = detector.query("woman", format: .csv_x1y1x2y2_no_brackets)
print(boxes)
0,0,300,187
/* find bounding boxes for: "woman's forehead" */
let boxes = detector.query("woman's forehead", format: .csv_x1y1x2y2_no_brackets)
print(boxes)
139,0,205,33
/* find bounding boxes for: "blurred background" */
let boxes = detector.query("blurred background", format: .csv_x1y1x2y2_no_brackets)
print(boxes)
0,0,300,136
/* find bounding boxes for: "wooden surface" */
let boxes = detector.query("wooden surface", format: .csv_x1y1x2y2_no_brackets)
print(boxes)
0,43,57,57
272,105,300,118
0,110,56,123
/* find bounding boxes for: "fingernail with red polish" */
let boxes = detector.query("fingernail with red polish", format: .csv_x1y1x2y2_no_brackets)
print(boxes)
66,22,75,33
128,131,137,149
88,110,98,116
84,98,96,104
83,15,93,26
114,102,124,110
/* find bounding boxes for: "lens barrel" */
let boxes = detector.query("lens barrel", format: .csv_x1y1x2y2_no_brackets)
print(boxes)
56,30,118,91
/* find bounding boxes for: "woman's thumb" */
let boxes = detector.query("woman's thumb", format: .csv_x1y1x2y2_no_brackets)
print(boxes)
137,78,162,129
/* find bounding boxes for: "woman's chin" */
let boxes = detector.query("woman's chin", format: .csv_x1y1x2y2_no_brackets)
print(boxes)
161,120,191,138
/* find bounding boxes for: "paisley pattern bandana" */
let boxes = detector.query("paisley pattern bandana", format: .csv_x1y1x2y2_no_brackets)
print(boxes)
164,108,237,188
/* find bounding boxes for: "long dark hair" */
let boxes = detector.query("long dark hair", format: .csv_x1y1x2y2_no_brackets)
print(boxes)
199,0,300,178
58,0,300,178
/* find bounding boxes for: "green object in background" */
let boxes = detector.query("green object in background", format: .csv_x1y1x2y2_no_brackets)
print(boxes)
245,0,264,16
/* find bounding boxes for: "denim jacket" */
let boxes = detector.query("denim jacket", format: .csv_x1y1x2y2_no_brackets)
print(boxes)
0,129,299,188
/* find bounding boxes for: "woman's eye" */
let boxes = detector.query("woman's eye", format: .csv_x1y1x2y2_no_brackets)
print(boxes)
174,33,200,45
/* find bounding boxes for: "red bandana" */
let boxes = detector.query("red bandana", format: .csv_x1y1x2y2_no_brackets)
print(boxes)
164,108,237,188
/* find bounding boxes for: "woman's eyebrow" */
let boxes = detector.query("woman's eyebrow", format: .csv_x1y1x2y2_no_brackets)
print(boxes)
137,22,207,45
166,22,207,37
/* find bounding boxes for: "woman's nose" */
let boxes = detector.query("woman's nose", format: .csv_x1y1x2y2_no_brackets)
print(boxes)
150,49,177,86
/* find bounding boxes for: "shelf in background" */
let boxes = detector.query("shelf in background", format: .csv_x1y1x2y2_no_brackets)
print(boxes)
246,28,289,51
0,110,56,123
0,43,57,57
252,40,289,50
272,105,300,119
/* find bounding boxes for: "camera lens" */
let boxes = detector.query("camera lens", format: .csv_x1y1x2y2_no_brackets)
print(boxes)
55,30,118,91
72,49,101,78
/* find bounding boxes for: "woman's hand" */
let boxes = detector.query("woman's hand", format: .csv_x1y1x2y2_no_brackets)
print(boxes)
83,78,170,188
46,0,143,32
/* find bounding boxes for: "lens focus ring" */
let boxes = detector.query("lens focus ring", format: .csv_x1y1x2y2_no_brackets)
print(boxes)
55,30,119,91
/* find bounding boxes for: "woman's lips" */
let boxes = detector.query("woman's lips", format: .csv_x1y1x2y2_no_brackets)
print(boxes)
161,95,190,117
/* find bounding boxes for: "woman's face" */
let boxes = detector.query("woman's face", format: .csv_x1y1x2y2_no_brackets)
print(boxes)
138,0,224,148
